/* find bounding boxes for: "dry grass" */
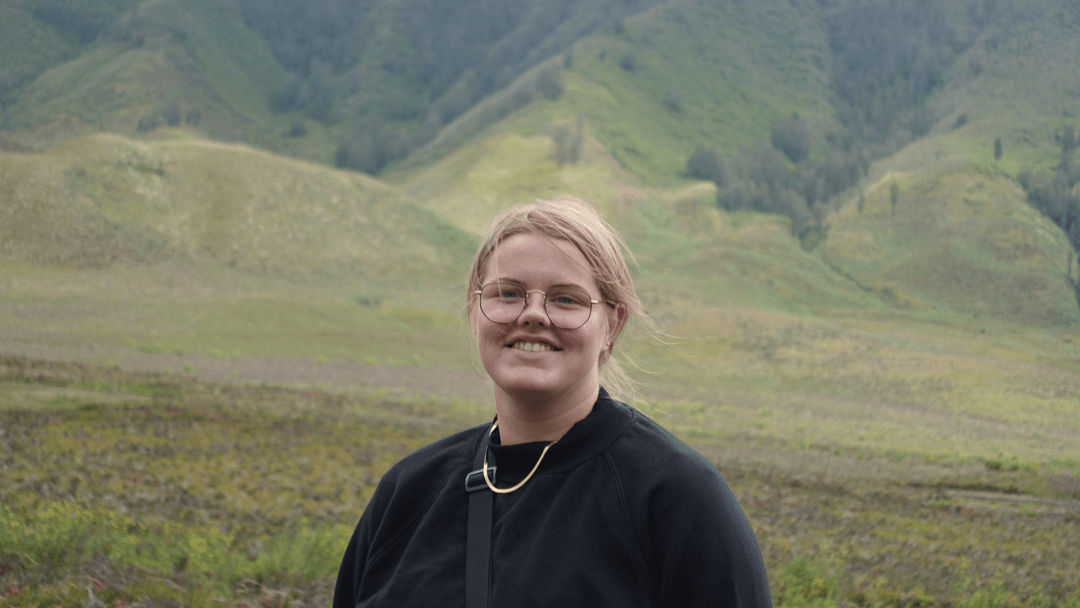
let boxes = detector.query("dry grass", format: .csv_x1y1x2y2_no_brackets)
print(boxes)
1,350,1077,607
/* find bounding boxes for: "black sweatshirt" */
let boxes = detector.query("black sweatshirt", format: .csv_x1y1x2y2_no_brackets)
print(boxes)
333,389,771,607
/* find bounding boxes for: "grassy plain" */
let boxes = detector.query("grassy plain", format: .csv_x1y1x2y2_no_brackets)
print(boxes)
0,356,480,607
1,252,1078,606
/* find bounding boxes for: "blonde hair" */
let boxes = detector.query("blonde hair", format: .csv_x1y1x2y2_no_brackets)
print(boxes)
467,196,645,401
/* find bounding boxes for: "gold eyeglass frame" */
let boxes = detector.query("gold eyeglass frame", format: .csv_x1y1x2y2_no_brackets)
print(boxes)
473,282,612,330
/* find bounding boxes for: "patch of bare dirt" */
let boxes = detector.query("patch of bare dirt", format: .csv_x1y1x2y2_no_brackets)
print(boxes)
0,334,490,401
941,488,1080,516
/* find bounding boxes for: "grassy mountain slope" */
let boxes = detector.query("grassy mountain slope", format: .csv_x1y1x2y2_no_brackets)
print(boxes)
1,0,673,170
816,0,1080,325
396,90,641,235
394,0,1080,327
0,4,89,107
402,0,839,186
563,0,838,185
824,167,1078,325
1,0,327,159
3,0,1078,328
924,0,1080,176
0,131,480,368
0,131,474,280
0,0,1077,432
395,0,872,317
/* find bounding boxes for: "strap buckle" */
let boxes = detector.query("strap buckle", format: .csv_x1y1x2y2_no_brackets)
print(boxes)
465,466,496,492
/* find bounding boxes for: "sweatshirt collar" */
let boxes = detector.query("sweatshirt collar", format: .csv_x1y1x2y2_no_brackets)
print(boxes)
488,388,635,477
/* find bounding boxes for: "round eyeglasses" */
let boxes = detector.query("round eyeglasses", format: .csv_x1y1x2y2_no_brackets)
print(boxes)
474,281,611,330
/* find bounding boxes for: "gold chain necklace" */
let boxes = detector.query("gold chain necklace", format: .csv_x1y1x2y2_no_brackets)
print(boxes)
482,420,557,494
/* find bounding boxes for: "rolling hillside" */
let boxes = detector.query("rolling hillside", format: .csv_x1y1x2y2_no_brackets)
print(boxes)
0,131,484,376
396,0,1080,325
0,131,475,280
1,0,1079,333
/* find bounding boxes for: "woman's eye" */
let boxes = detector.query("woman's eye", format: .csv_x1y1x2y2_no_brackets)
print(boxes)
552,293,582,306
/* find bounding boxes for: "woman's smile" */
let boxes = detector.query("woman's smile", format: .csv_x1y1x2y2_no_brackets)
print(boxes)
510,341,559,352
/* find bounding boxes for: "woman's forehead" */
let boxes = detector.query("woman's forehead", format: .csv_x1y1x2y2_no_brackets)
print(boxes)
483,233,596,286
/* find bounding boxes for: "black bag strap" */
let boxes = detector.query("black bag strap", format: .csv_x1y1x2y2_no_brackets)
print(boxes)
465,432,496,608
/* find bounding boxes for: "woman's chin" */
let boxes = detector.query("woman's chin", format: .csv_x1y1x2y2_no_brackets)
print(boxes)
491,369,598,404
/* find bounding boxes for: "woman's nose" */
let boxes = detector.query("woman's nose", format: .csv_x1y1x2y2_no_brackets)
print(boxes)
516,291,550,326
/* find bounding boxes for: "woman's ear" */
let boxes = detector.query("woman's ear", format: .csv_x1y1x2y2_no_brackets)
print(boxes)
612,303,629,340
467,302,479,337
604,304,629,354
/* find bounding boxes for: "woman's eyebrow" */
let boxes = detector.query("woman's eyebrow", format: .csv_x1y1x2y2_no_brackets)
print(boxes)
489,278,588,290
487,277,526,286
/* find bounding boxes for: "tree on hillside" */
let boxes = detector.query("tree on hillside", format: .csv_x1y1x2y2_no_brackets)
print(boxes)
694,0,1003,244
537,66,565,101
238,0,666,173
1019,125,1080,306
707,126,868,243
551,116,584,166
994,137,1003,161
820,147,867,200
162,103,181,127
686,148,728,185
1058,126,1078,178
771,116,811,164
825,0,993,144
335,117,409,174
717,144,816,238
663,88,685,113
31,0,137,43
306,61,336,123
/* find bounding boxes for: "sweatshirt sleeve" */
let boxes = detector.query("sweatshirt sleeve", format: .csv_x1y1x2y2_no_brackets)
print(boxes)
647,455,772,608
333,512,369,608
333,469,396,608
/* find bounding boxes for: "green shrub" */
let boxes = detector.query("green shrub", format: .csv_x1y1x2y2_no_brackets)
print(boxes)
686,147,727,184
0,500,131,571
252,523,348,584
770,117,811,164
777,556,839,608
0,500,343,596
957,583,1020,608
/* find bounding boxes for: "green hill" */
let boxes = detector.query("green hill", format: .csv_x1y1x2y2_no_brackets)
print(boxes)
823,167,1078,324
0,131,474,280
0,131,481,368
3,0,1080,326
814,0,1080,325
0,0,335,160
563,0,838,185
0,0,669,169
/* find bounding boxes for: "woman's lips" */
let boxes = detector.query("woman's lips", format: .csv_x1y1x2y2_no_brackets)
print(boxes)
508,340,560,352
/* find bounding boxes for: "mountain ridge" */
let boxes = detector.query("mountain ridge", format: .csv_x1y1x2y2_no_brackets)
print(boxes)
2,0,1079,328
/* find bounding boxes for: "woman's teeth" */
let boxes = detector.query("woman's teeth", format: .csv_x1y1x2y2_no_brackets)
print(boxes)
513,342,553,352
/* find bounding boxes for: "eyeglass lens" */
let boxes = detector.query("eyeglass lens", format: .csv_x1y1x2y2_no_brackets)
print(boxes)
479,282,594,329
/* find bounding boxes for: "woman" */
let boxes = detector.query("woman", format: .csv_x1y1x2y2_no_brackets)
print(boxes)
334,197,771,607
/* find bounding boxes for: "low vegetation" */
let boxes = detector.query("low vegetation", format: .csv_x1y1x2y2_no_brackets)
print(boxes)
0,356,479,607
1,344,1076,606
